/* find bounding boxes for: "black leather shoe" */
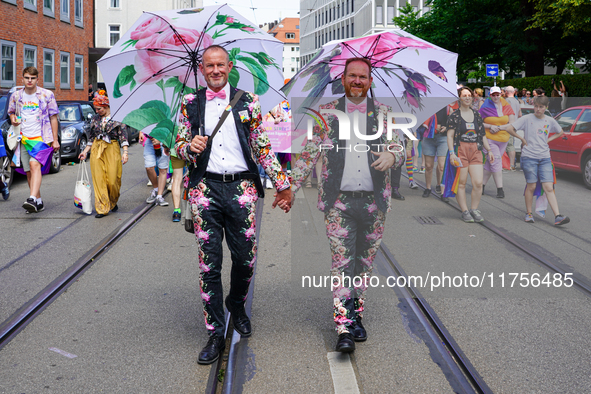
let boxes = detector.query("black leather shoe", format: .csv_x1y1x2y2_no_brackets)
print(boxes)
496,188,505,198
197,334,225,365
111,204,118,212
422,188,431,198
391,189,405,200
336,333,355,353
225,296,252,337
95,213,106,218
352,320,367,342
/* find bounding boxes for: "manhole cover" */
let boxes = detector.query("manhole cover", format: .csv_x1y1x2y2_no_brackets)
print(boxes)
413,216,443,225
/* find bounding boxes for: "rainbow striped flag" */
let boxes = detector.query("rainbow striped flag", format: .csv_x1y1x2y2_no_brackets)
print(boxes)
13,136,54,175
525,163,556,218
442,150,460,198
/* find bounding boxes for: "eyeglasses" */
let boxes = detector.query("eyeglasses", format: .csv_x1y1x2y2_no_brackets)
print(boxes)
526,93,531,95
24,77,37,81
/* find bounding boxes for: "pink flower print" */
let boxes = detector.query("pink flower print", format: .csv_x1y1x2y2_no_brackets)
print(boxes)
241,26,255,32
367,202,377,214
198,230,210,241
225,17,235,23
334,286,351,299
412,79,427,93
244,227,256,239
198,196,210,208
131,16,172,46
334,200,347,211
199,261,211,273
205,323,215,331
318,200,326,211
404,90,420,108
201,291,211,303
337,306,347,316
248,256,256,268
240,180,250,189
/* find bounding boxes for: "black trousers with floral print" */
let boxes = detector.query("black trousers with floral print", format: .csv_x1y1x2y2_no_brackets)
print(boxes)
188,178,258,337
325,193,386,335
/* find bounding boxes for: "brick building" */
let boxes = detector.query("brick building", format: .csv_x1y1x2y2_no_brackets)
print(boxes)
0,0,93,100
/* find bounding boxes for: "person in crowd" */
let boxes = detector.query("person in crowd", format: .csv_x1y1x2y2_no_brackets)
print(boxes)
0,132,8,200
549,86,562,117
472,88,485,110
421,107,450,202
554,80,568,111
290,57,405,353
78,93,129,218
447,87,495,222
8,67,59,213
175,45,291,365
534,88,545,97
479,86,515,198
88,84,94,101
495,96,570,225
504,86,522,171
390,134,416,200
525,90,533,105
140,131,170,207
516,90,525,105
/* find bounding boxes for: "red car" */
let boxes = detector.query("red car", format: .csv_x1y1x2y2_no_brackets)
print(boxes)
551,105,591,189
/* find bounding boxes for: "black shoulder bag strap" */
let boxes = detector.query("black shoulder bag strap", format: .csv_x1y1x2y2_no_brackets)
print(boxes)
205,89,244,150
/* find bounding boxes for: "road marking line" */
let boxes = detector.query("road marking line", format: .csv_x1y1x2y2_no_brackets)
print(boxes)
327,351,360,394
49,347,77,359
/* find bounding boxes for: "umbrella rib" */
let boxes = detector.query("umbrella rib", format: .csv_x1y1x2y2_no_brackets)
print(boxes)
231,65,287,99
143,11,194,54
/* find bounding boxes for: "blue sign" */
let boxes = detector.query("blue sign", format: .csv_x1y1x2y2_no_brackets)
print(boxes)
486,64,499,77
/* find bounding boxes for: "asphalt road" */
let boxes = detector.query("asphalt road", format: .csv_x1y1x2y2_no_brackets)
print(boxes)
0,150,590,393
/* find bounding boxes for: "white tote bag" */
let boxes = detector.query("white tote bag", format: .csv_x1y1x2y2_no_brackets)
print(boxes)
7,104,20,150
74,160,92,215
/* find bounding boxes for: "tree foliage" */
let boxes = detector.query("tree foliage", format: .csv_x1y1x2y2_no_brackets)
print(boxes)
529,0,591,37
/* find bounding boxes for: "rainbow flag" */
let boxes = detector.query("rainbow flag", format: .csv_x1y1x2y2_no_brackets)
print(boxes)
442,150,460,198
13,135,54,175
525,162,556,218
423,115,437,139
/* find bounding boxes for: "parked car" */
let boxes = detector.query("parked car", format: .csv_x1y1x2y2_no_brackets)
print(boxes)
514,105,552,155
57,100,95,161
550,106,591,189
0,87,62,188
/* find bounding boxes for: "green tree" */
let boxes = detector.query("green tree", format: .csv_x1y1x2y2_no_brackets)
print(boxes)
529,0,591,38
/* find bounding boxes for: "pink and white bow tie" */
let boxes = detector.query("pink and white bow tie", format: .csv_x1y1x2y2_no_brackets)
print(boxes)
347,102,367,113
206,89,226,101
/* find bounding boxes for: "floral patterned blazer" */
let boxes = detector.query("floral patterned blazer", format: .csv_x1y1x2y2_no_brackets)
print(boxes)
175,87,290,197
291,98,405,213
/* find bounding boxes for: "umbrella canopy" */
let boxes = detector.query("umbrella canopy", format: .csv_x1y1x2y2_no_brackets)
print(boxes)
97,5,286,147
282,30,459,134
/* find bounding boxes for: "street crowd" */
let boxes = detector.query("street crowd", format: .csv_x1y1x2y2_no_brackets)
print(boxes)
0,51,571,364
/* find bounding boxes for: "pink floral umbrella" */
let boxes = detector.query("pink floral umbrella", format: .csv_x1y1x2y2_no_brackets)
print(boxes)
97,5,286,148
282,30,459,131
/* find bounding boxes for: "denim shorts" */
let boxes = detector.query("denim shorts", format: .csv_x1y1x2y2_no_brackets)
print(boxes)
520,156,553,184
422,133,448,157
143,137,170,169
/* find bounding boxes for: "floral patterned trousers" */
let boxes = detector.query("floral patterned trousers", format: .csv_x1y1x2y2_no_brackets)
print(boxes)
189,178,258,337
325,193,386,335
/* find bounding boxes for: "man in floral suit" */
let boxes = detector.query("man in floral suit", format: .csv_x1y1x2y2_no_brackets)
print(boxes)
291,58,405,353
175,45,291,365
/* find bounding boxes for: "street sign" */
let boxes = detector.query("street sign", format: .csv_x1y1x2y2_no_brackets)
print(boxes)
486,64,499,77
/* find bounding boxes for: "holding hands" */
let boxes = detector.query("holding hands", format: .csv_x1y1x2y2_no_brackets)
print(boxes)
190,135,208,154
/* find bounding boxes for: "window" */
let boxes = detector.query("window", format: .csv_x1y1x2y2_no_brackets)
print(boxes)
74,54,83,89
81,104,95,119
286,33,295,39
346,0,349,14
296,46,299,51
351,0,354,13
321,12,324,25
291,57,296,62
24,45,37,69
555,109,581,133
43,48,55,88
24,0,36,12
346,25,349,38
342,26,344,39
387,6,395,22
109,25,121,46
296,25,299,29
291,47,295,51
315,15,317,28
61,0,69,21
291,67,295,72
1,41,16,88
337,5,340,18
3,0,16,5
74,0,83,26
376,6,383,24
44,0,54,17
337,29,340,39
329,31,331,41
110,0,120,7
574,110,591,133
60,52,70,88
351,23,354,37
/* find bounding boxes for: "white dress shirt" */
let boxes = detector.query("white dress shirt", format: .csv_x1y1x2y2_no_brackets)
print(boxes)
204,83,249,174
340,98,374,192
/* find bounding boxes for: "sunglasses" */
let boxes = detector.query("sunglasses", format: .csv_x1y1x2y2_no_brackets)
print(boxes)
526,93,531,95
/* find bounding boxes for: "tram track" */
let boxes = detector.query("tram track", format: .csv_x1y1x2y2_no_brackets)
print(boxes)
403,175,591,298
0,194,168,351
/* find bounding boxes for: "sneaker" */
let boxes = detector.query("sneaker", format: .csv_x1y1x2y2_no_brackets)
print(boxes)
265,178,273,189
1,184,9,200
496,188,505,199
147,180,152,186
470,209,484,222
172,211,181,222
435,185,442,194
167,182,172,191
146,189,158,204
525,212,535,223
419,167,425,174
510,166,516,172
23,198,38,213
422,188,431,198
554,214,570,226
36,201,44,212
409,181,418,189
461,210,474,223
155,196,169,206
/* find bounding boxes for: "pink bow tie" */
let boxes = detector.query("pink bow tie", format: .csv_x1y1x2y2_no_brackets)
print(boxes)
347,102,367,113
206,89,226,101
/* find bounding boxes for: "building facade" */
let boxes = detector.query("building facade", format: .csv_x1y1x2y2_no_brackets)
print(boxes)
299,0,430,66
1,0,94,100
267,18,300,81
93,0,202,84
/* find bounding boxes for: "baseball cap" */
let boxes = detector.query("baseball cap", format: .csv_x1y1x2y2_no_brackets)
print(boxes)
490,86,501,94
